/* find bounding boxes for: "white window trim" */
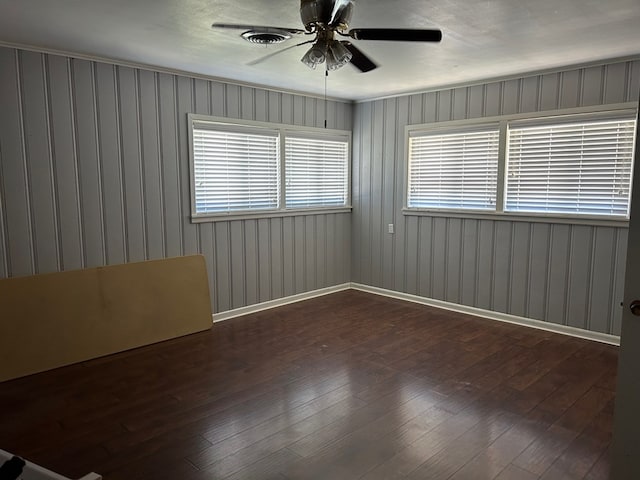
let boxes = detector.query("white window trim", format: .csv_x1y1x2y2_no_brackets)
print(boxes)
403,102,637,226
407,122,501,211
188,114,352,222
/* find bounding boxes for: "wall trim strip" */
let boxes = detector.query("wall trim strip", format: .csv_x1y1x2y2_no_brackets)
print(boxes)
351,283,621,346
212,283,351,323
212,281,620,346
0,41,353,104
355,55,640,103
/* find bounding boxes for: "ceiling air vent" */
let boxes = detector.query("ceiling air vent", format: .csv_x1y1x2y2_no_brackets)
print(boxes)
241,29,291,45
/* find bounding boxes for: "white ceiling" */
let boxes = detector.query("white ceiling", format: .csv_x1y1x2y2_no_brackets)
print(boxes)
0,0,639,101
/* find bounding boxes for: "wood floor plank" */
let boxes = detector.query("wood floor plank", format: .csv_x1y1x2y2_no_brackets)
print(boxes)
495,464,540,480
512,385,614,476
101,434,213,479
405,410,517,480
359,402,496,479
285,379,438,459
505,337,584,391
281,399,452,479
0,290,618,480
447,417,543,480
584,446,612,480
189,394,365,473
539,402,613,480
206,448,302,480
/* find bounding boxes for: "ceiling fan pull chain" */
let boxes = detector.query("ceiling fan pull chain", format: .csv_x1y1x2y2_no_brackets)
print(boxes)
324,68,328,129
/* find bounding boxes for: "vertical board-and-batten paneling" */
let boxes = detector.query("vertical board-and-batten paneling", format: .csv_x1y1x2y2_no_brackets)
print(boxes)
0,46,352,313
352,60,640,336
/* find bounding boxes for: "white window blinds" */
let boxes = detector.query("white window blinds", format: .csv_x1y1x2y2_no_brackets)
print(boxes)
285,136,349,208
506,117,636,217
192,126,280,214
407,128,500,210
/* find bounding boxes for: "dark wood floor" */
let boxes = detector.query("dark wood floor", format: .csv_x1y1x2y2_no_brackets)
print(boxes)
0,290,617,480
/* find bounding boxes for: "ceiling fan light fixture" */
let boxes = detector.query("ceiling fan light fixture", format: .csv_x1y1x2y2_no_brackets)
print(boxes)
213,0,442,74
301,40,328,69
326,40,352,70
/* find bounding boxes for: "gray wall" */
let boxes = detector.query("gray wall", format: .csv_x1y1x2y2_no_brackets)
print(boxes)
1,44,636,336
352,60,640,336
0,46,352,313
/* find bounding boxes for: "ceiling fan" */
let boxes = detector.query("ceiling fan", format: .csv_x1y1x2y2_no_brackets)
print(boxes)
211,0,442,73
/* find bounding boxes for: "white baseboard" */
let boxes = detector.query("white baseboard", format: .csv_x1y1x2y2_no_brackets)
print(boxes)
211,282,620,346
213,283,351,323
351,283,620,346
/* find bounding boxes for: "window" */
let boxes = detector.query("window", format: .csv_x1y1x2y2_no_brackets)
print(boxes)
192,125,280,214
285,135,349,208
505,117,636,217
405,107,637,220
407,126,499,210
189,115,350,220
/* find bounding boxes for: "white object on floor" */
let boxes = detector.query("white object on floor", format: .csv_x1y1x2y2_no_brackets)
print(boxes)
0,449,101,480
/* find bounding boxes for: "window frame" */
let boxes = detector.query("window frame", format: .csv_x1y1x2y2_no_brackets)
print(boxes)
188,114,352,223
403,103,637,226
284,131,352,209
407,122,501,212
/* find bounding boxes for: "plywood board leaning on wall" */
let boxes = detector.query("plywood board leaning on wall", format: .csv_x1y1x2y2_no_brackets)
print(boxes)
0,255,213,382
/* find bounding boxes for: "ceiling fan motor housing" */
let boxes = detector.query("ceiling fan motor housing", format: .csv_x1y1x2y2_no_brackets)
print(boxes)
300,0,353,30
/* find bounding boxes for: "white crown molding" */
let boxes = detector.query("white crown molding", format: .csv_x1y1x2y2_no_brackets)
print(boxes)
0,41,353,104
356,54,640,103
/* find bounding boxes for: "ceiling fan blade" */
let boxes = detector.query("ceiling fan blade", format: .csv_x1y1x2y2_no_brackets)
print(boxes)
329,0,354,27
348,28,442,42
247,39,315,66
212,23,306,35
341,42,377,73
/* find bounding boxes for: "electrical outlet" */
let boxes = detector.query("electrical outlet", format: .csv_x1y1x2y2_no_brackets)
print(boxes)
388,223,394,234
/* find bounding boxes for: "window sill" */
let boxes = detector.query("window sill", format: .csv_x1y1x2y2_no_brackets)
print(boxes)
191,206,353,223
402,208,629,228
